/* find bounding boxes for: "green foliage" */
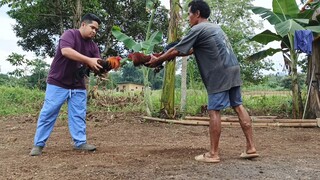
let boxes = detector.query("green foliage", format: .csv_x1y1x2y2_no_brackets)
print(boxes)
25,58,50,90
1,0,169,57
245,48,282,62
6,53,28,77
4,53,50,89
148,70,164,89
186,57,205,90
0,86,44,116
249,30,282,45
247,0,320,118
243,95,292,117
242,73,307,90
121,63,144,84
111,26,163,53
0,74,20,87
248,0,320,61
0,85,300,118
150,88,294,117
280,73,307,90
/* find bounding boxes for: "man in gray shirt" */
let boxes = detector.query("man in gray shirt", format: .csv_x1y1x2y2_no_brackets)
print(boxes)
146,0,259,163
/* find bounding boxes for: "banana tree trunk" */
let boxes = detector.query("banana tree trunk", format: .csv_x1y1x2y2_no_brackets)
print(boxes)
305,39,320,118
160,0,180,119
142,1,159,116
289,35,304,119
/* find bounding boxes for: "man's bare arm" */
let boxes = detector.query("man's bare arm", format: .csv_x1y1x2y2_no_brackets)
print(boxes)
61,47,102,71
146,48,193,68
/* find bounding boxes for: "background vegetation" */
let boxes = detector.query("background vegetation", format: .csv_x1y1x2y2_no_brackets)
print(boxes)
0,0,312,118
0,71,306,118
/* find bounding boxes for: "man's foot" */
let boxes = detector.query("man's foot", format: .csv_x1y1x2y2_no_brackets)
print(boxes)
74,144,96,151
240,152,259,159
30,146,44,156
195,152,220,163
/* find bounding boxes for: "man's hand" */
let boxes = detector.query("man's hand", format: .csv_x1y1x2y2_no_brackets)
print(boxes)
87,57,103,72
91,56,122,76
145,54,164,68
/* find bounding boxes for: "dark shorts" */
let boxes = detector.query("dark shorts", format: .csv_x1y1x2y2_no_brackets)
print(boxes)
207,86,243,110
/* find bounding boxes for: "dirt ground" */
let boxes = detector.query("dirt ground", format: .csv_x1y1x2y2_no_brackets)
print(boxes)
1,112,320,180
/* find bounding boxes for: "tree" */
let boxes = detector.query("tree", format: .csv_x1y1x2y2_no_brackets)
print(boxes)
1,0,169,58
149,70,164,90
5,52,49,89
207,0,271,84
111,0,168,116
0,74,19,87
247,0,320,118
26,58,50,90
121,63,143,83
0,0,92,57
159,0,181,119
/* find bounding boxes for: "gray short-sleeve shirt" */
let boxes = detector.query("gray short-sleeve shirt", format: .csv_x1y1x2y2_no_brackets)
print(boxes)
175,22,242,94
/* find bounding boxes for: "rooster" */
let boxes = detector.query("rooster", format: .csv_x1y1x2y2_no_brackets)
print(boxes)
127,40,180,74
75,56,122,79
101,56,122,71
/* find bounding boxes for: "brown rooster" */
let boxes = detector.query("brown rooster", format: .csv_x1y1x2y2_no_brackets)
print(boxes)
95,56,122,75
105,56,122,70
75,56,122,79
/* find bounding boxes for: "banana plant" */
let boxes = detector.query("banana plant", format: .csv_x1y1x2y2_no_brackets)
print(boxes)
247,0,320,118
111,0,162,116
111,26,163,54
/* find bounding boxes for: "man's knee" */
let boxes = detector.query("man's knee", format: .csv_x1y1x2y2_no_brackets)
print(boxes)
208,110,221,119
233,104,245,114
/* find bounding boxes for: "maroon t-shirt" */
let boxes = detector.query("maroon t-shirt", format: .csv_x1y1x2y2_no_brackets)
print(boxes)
47,29,100,89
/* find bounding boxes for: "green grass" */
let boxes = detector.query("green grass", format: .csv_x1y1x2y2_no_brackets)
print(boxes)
0,86,44,116
0,86,298,118
150,89,295,117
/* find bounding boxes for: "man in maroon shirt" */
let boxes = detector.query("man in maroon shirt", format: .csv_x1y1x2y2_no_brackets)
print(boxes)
30,13,102,156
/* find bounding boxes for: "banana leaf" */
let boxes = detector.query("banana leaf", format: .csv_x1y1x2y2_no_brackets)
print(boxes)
249,30,282,45
111,26,138,50
246,48,282,61
275,19,305,37
250,6,284,25
272,0,299,18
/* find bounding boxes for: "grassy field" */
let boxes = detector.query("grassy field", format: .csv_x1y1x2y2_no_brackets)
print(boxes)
1,86,296,118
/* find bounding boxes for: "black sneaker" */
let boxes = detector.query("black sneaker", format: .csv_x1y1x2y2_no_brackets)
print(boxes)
30,146,44,156
74,144,96,151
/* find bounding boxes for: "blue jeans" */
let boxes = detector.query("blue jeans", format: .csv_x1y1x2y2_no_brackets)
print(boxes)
33,84,87,147
207,86,243,110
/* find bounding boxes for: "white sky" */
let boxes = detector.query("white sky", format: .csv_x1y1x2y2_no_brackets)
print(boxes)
0,0,301,74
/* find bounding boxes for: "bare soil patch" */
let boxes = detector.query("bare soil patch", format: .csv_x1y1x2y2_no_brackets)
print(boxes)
1,112,320,180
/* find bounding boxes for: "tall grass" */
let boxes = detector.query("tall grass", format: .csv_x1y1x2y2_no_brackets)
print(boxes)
0,86,297,118
0,86,44,116
150,89,295,117
150,89,208,115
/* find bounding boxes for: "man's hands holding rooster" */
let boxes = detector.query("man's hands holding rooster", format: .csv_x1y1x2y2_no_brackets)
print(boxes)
93,56,122,76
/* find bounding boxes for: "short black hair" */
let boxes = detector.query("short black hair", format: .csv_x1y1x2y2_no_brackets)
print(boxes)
188,0,211,19
81,13,101,25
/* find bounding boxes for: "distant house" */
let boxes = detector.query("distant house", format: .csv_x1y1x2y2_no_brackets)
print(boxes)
116,82,144,92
